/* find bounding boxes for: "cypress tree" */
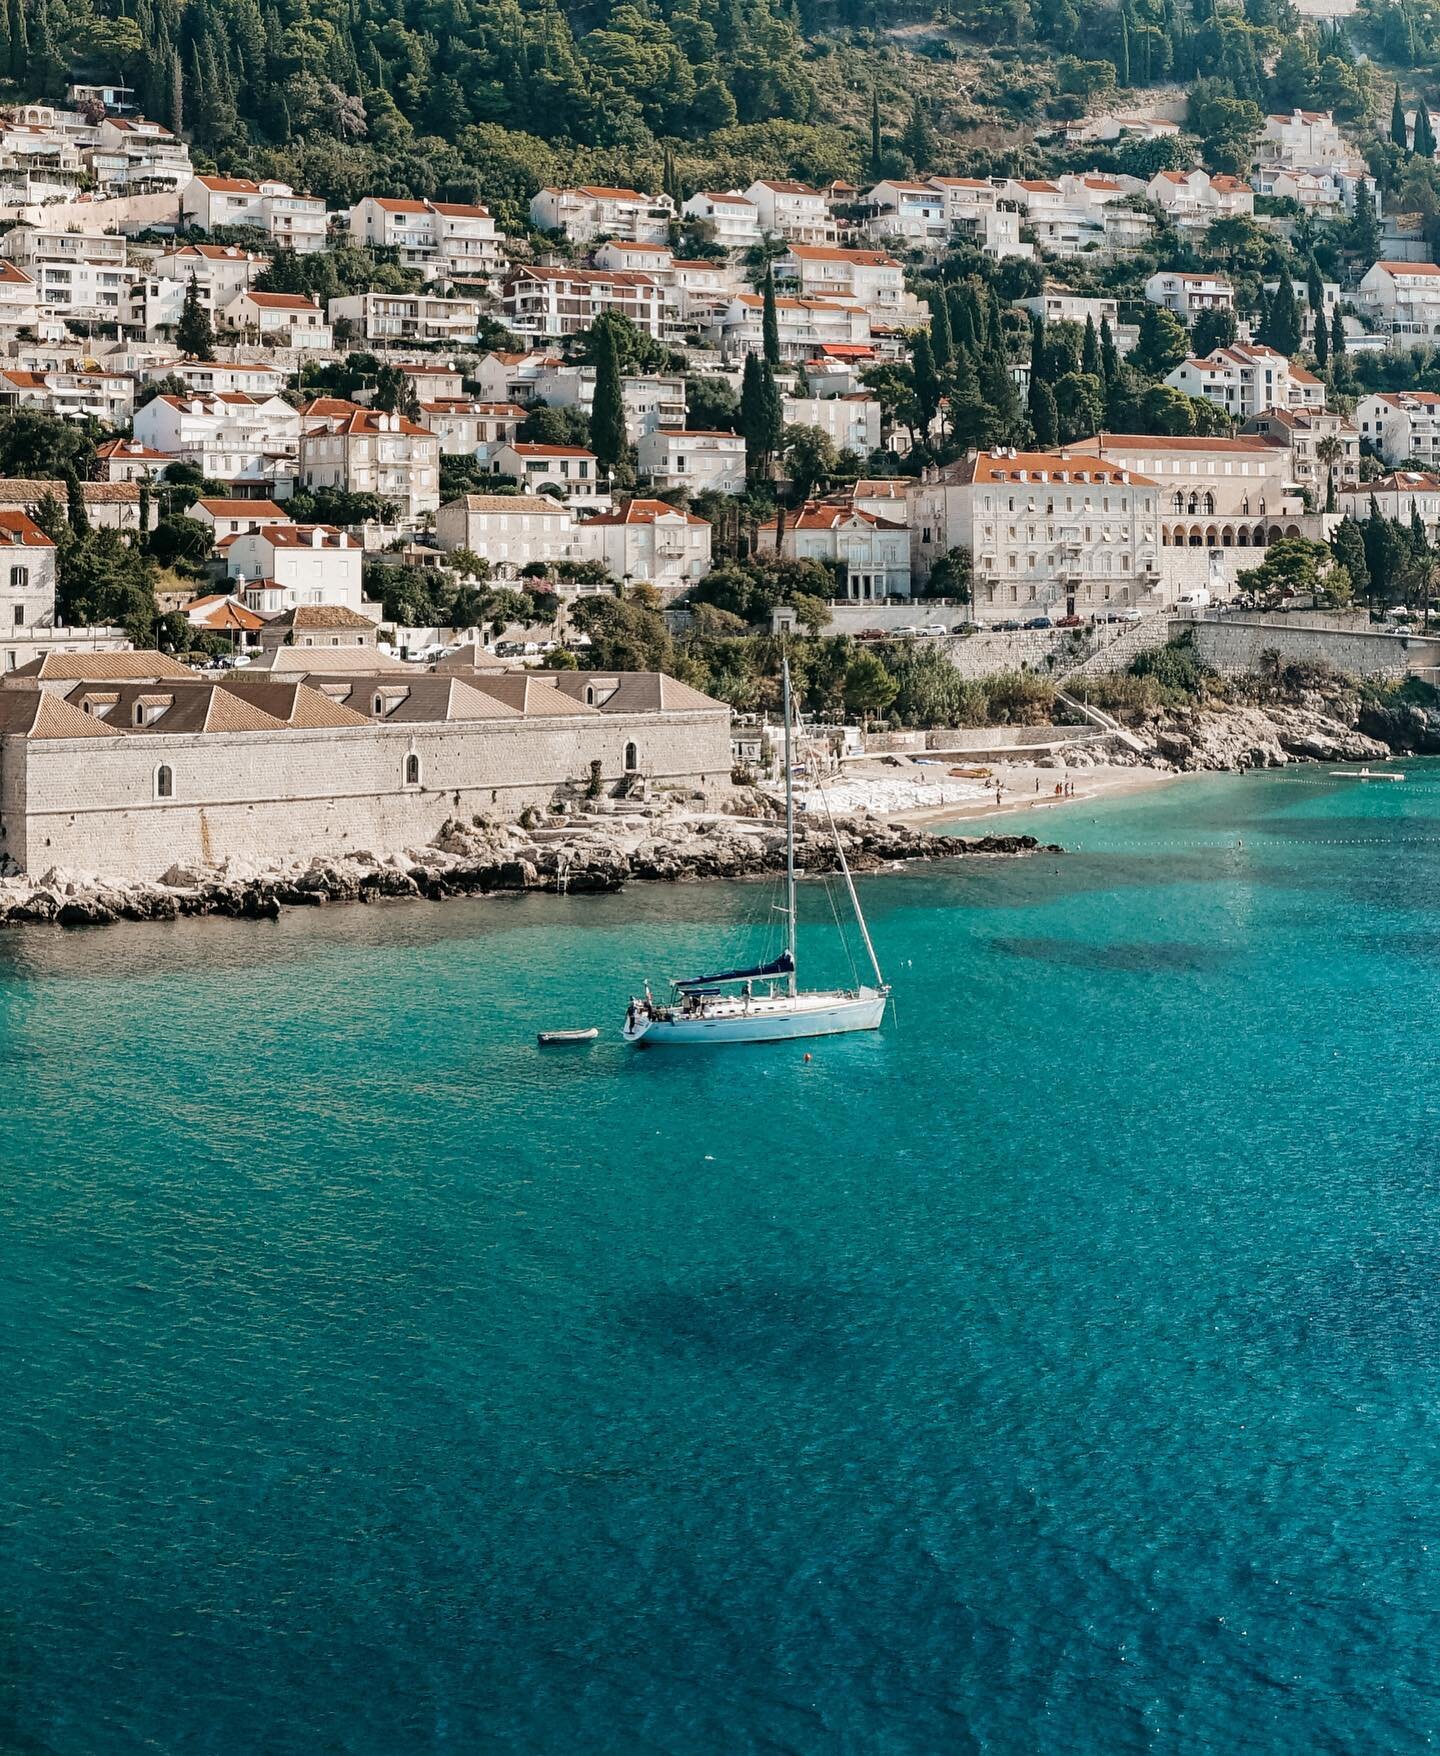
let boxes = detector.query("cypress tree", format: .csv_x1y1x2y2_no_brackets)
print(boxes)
929,293,952,369
176,274,215,358
1082,313,1102,379
1268,267,1302,357
138,480,150,539
1254,285,1271,344
65,469,88,538
30,0,62,97
1417,105,1436,158
0,1,11,81
1393,81,1409,150
1029,374,1058,448
761,266,780,368
1332,515,1370,604
1314,299,1330,368
169,48,184,136
1331,304,1346,356
1306,255,1324,316
912,330,940,428
7,0,27,85
1100,316,1119,383
740,353,782,479
1116,7,1131,85
1028,310,1047,381
869,86,882,177
589,319,627,478
948,284,973,353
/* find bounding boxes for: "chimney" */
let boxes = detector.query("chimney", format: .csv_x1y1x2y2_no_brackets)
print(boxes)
310,527,323,547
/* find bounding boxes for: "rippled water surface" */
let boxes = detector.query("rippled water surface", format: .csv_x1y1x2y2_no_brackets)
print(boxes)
6,765,1440,1754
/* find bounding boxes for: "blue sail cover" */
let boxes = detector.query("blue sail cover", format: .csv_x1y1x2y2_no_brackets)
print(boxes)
674,951,794,991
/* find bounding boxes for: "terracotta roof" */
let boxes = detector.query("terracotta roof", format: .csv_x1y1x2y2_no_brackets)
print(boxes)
443,493,570,514
0,509,53,546
248,524,358,550
761,502,907,532
506,443,597,460
1070,434,1276,454
96,438,170,460
583,498,709,528
548,671,724,714
286,604,376,630
464,673,599,717
0,689,112,738
197,175,261,193
697,192,756,206
1372,261,1440,277
217,678,371,727
940,450,1158,487
241,291,321,311
787,245,898,266
301,407,434,438
575,185,651,201
187,595,267,632
753,180,819,196
1372,391,1440,408
1343,471,1440,492
195,497,289,520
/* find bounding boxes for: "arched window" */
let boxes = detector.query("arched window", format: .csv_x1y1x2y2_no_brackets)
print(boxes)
9,565,27,588
373,694,384,715
623,741,639,773
133,702,145,726
404,753,421,787
1172,491,1185,514
584,685,596,705
1203,492,1215,515
154,764,173,799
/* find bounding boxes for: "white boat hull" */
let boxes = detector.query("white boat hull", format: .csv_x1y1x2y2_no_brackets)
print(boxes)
624,988,887,1046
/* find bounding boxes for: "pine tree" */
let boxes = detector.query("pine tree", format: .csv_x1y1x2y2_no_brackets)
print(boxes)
176,275,215,358
740,354,782,479
1332,514,1370,605
1417,105,1436,159
30,0,62,98
929,293,952,370
1082,313,1102,380
1331,304,1346,357
1348,180,1381,261
589,319,627,478
1393,82,1409,151
761,266,780,368
902,96,935,171
869,86,882,177
1029,374,1058,448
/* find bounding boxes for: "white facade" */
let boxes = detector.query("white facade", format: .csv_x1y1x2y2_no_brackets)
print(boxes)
910,450,1161,618
328,290,482,346
774,245,915,325
744,180,835,245
781,394,882,454
681,192,762,247
528,186,674,244
635,429,746,495
89,115,192,191
577,499,712,590
1260,109,1349,166
1336,471,1440,539
298,404,440,525
347,197,506,282
417,400,524,459
863,180,948,248
224,525,364,612
181,176,329,253
532,364,685,442
134,393,301,493
1067,434,1302,546
1359,261,1440,347
0,510,57,633
2,225,137,325
491,442,607,505
0,368,133,424
222,290,332,350
762,503,910,600
1144,271,1236,320
435,493,588,580
705,293,872,362
503,267,666,341
1357,392,1440,466
1165,346,1325,421
1147,169,1254,231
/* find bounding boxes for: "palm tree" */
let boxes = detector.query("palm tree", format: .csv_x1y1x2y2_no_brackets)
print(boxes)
1316,434,1343,514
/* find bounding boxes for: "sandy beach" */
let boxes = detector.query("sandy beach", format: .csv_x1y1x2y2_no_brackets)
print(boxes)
805,759,1187,828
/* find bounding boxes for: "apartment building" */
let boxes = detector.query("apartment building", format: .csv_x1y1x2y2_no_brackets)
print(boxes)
705,292,872,361
0,368,134,424
3,226,137,325
1067,433,1301,547
1259,108,1350,165
502,267,665,341
1356,391,1440,465
862,180,948,248
134,392,302,494
1143,271,1236,320
328,290,483,346
773,245,913,324
528,185,674,244
532,363,685,442
153,243,269,305
1165,345,1325,421
634,428,746,495
1241,409,1359,499
0,509,57,633
577,498,712,591
490,441,607,505
911,449,1161,616
298,403,440,524
192,498,292,541
224,524,364,612
1146,169,1254,231
181,175,329,252
743,180,835,244
680,191,762,247
347,197,506,282
0,260,40,336
435,493,589,578
1359,260,1440,346
222,289,332,349
88,115,192,191
1336,470,1440,539
781,393,882,454
95,437,172,482
1251,161,1375,218
417,400,525,459
151,359,288,397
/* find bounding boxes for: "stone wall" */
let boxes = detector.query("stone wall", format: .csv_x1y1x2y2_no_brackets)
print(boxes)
1,710,733,881
1182,617,1440,679
0,192,181,232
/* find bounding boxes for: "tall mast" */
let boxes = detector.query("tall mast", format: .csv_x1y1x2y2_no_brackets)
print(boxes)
782,651,797,995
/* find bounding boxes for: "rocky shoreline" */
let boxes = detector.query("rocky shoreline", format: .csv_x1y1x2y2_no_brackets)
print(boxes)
0,806,1061,930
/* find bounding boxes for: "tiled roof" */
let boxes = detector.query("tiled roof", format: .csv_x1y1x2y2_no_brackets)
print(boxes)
218,678,371,726
548,671,725,713
941,451,1158,487
286,604,376,629
0,689,112,738
7,650,198,680
583,498,709,527
195,497,289,520
465,674,600,717
443,494,570,514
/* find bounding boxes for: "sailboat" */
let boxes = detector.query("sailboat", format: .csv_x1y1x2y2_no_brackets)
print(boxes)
622,655,890,1047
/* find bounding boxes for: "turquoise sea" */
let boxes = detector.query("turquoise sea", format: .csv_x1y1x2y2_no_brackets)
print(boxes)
5,765,1440,1754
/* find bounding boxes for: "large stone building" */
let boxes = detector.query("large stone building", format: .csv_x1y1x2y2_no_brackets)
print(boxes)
910,449,1161,618
0,656,732,880
1066,434,1303,549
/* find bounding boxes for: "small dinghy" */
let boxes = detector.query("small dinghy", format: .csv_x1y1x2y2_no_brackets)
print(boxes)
1332,768,1406,782
537,1027,599,1045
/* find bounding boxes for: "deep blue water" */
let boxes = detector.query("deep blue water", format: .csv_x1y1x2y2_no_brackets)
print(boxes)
6,765,1440,1754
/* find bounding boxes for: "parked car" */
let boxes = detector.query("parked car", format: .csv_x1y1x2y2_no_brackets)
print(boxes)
1114,608,1144,622
856,627,886,640
1024,616,1053,629
920,622,949,636
993,619,1021,631
1056,614,1083,627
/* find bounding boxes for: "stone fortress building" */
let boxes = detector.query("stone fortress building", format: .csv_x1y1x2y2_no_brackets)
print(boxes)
0,651,733,882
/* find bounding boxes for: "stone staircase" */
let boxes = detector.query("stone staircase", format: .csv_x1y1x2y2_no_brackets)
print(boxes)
1053,691,1148,755
1058,614,1171,683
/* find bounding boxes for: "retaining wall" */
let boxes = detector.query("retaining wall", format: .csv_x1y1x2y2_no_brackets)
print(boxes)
1182,617,1440,679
